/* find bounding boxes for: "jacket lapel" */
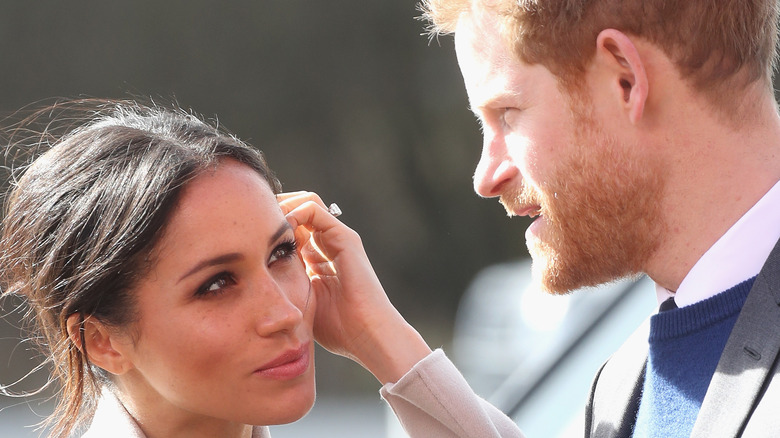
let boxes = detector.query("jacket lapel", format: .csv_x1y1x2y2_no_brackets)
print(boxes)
690,238,780,437
585,319,648,438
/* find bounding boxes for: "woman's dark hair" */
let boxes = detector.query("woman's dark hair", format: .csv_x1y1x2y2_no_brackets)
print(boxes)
0,99,281,437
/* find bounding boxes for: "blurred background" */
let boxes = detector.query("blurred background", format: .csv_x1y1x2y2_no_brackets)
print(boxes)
0,1,681,437
0,1,528,435
0,0,522,347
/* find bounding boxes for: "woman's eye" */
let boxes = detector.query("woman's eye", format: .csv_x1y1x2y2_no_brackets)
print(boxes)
269,239,298,265
195,272,236,297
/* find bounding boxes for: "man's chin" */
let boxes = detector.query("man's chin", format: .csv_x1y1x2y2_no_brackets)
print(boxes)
531,263,572,295
528,241,572,295
528,241,600,295
530,246,641,295
530,264,590,296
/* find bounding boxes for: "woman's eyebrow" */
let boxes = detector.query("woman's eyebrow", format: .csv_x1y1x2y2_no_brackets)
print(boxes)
176,221,293,284
177,253,243,284
270,221,293,245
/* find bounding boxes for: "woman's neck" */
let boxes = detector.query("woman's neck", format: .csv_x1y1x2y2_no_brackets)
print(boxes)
113,385,254,438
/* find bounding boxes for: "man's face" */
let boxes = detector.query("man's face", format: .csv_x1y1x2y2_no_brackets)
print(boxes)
455,9,664,294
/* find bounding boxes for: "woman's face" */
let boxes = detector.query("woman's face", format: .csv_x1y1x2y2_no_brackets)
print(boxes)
113,159,315,430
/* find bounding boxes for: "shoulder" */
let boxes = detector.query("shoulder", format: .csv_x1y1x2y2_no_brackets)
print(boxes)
81,389,146,438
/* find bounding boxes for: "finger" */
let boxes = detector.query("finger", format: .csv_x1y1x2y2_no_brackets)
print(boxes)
286,200,350,261
278,191,328,215
278,192,312,215
286,200,341,233
286,208,336,274
299,233,330,265
276,191,310,202
305,259,338,277
288,216,313,249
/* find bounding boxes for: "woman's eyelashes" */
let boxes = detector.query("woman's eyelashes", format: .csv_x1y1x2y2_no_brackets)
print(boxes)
193,239,298,298
195,272,237,297
269,238,298,264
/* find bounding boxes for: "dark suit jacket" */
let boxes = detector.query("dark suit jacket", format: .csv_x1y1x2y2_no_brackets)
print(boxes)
584,237,780,437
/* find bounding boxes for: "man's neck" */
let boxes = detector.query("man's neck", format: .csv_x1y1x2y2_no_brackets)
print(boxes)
645,86,780,291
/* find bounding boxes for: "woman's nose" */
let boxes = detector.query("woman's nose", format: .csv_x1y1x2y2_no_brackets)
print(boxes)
254,283,305,336
473,133,519,198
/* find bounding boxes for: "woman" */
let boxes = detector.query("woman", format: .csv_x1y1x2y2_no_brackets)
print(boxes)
0,99,521,438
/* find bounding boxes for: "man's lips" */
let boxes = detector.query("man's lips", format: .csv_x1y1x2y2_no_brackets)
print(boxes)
510,205,543,218
499,191,542,218
254,344,310,380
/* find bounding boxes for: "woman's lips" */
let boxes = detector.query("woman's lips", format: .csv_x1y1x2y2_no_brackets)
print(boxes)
254,344,310,380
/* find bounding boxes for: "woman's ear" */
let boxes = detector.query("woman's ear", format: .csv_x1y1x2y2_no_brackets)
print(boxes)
594,29,649,125
66,314,134,375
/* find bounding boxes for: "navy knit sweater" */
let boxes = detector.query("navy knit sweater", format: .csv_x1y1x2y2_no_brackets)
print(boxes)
631,276,756,438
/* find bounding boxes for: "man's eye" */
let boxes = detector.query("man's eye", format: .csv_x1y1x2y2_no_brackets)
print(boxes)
501,107,521,128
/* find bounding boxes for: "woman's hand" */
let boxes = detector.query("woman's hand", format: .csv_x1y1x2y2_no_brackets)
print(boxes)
278,192,431,384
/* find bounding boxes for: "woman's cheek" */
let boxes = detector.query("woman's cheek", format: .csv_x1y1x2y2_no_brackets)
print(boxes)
278,260,313,314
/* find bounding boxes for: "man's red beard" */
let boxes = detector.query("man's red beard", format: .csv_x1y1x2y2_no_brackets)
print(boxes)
501,120,665,294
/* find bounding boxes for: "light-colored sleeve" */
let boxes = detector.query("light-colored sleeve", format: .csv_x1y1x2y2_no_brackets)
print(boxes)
380,349,525,438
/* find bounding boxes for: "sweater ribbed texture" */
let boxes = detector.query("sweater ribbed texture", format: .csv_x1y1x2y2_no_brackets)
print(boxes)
631,276,755,438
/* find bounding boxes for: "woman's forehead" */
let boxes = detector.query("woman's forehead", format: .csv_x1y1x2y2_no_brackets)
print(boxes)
152,161,282,261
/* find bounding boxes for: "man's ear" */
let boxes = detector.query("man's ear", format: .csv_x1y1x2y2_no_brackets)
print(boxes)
66,314,134,375
594,29,648,125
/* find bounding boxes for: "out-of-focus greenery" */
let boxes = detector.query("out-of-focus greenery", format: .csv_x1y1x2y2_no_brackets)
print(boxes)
0,1,526,393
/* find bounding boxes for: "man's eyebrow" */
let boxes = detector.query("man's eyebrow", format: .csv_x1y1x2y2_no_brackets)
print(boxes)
469,99,498,118
177,221,293,284
470,90,525,116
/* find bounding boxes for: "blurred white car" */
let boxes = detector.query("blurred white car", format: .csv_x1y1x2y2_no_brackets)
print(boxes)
451,258,657,438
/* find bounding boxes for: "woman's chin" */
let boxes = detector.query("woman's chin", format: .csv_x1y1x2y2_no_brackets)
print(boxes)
258,379,317,426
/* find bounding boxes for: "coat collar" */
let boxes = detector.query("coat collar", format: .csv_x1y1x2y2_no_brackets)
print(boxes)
82,388,273,438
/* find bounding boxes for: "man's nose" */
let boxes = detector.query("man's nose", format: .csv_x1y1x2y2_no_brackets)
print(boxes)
473,133,518,198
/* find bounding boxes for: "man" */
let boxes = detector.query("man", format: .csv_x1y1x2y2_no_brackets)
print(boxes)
410,0,780,436
296,1,780,436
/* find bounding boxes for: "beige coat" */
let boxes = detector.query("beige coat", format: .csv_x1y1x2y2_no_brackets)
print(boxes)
81,349,522,437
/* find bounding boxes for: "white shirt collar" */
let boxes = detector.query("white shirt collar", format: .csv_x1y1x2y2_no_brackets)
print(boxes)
655,179,780,307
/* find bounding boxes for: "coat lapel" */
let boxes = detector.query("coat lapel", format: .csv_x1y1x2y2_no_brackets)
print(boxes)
585,319,649,438
690,238,780,437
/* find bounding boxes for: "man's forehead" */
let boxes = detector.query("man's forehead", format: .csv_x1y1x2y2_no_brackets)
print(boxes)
454,8,527,112
454,5,517,72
